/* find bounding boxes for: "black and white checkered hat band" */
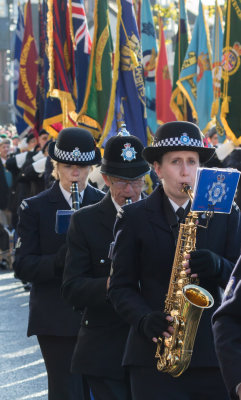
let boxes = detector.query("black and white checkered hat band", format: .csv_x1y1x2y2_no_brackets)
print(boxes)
54,145,95,162
153,137,203,148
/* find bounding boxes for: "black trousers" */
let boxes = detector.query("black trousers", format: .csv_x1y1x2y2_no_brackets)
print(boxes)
85,374,132,400
37,335,90,400
129,366,229,400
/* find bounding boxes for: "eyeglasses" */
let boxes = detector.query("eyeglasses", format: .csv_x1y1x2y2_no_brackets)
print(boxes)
110,178,145,188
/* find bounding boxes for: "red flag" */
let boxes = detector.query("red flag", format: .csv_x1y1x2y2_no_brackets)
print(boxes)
17,0,38,128
156,18,176,124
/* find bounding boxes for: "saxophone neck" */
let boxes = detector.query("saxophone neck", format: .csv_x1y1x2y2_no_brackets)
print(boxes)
182,184,194,202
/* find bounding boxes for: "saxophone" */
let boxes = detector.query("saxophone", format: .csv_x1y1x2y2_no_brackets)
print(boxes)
155,184,214,377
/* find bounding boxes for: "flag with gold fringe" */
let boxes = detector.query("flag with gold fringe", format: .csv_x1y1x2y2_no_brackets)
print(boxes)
17,0,38,128
76,0,113,140
177,0,213,132
212,0,225,143
141,0,158,134
47,0,76,129
156,17,176,124
170,0,190,121
99,0,148,147
221,0,241,145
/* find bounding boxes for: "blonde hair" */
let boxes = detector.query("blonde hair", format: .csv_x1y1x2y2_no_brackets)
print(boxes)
51,160,59,180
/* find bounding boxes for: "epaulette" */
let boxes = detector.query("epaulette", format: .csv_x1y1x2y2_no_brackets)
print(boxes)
233,202,240,212
117,208,124,219
15,237,22,249
20,200,28,210
223,276,236,302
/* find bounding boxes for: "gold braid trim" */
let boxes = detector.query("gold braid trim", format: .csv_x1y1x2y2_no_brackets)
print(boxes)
47,0,54,95
98,0,122,148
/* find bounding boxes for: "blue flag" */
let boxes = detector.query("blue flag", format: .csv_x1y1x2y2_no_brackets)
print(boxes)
71,0,91,112
141,0,158,134
13,4,29,136
99,0,148,147
177,0,213,132
212,0,225,142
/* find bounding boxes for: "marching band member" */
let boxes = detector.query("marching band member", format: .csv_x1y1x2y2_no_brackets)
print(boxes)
62,128,150,400
108,121,241,400
13,127,104,400
213,255,241,400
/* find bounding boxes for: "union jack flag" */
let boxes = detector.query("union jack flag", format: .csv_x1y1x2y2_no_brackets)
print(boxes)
72,0,91,111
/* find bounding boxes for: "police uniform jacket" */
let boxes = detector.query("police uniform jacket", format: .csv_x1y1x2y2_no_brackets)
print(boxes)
13,180,104,337
213,255,241,399
109,185,241,369
62,191,130,379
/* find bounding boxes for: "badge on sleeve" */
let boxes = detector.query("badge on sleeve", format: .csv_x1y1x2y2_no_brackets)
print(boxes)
223,276,236,301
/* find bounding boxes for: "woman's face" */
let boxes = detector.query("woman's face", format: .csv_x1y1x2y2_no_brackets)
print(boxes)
57,163,91,192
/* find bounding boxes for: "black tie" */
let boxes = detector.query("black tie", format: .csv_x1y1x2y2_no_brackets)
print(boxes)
176,207,185,223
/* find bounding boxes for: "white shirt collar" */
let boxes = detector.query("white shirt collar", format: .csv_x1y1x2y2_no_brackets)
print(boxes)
59,182,84,208
168,198,189,213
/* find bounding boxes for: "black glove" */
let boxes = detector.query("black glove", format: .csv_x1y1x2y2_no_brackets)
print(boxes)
138,311,169,340
189,249,221,279
54,244,67,277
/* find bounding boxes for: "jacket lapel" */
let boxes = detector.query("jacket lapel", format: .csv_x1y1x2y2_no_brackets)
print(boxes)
47,181,71,210
96,192,117,233
145,185,171,233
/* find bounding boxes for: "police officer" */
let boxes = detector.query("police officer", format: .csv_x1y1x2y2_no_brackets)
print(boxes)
108,121,241,400
213,255,241,400
62,127,150,400
13,127,104,400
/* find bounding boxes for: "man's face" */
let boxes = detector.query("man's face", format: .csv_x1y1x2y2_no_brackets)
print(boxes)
103,174,144,206
153,151,200,205
0,144,10,160
39,134,49,149
57,163,91,192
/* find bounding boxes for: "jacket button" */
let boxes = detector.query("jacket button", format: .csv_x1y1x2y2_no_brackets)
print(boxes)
85,320,88,326
100,259,105,263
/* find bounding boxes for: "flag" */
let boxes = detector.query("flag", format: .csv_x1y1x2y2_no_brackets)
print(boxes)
211,0,225,143
177,0,213,132
13,4,29,136
77,0,112,140
156,18,176,124
17,0,38,128
70,0,91,112
47,0,76,128
141,0,158,134
221,0,241,145
170,0,190,121
42,0,64,138
99,0,148,147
